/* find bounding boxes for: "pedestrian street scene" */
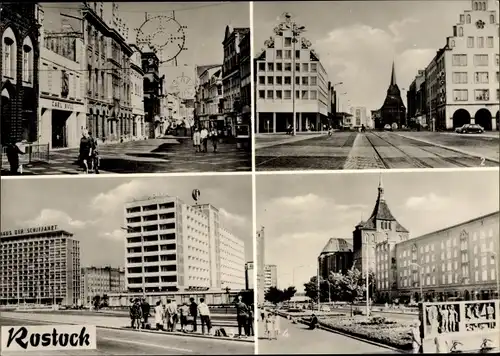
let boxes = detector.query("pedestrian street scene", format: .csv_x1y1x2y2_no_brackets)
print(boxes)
1,2,251,175
255,170,500,353
0,176,255,354
253,1,499,170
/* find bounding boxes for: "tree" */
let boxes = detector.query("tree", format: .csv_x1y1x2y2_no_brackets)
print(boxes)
92,295,101,311
329,267,365,316
282,286,297,302
304,276,330,303
265,286,284,305
101,294,109,308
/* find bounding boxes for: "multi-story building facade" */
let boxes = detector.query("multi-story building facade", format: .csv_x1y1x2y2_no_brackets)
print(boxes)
123,195,246,293
349,106,370,129
410,0,499,131
195,64,223,130
38,30,86,149
264,264,277,294
222,25,249,136
141,51,162,138
255,15,330,133
256,226,265,303
245,261,254,290
0,225,81,306
318,238,354,280
393,211,499,303
81,266,125,305
407,70,427,128
237,29,251,142
129,44,145,139
1,3,42,145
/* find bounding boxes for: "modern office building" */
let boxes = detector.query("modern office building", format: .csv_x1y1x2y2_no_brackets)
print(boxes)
1,3,42,145
123,195,246,294
264,264,278,294
318,238,354,280
81,266,125,305
408,0,499,131
245,261,254,290
255,13,330,133
256,227,265,303
0,225,81,306
392,211,499,303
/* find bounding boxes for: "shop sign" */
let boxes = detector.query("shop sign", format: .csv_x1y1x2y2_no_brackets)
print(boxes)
52,101,74,111
1,225,59,237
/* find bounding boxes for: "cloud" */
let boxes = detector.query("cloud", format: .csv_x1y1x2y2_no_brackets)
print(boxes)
91,180,152,214
22,209,88,229
388,18,419,43
103,229,126,241
219,208,247,227
405,193,451,211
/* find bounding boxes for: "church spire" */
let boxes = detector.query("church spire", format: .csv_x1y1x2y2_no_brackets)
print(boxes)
390,61,397,86
378,174,384,201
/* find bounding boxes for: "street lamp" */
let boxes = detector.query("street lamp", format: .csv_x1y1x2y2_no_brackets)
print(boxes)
481,250,499,299
121,226,145,299
409,262,424,303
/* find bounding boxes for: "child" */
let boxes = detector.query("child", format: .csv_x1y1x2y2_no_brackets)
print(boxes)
265,311,273,340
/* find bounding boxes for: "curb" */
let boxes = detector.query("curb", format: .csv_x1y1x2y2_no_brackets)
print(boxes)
0,315,253,344
297,318,407,353
255,134,325,150
393,132,500,163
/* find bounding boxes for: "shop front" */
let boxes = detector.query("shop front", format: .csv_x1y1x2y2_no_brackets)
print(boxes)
39,97,86,150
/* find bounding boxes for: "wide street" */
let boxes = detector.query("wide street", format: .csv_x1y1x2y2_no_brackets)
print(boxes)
1,137,251,175
257,316,401,354
0,314,253,355
255,131,499,170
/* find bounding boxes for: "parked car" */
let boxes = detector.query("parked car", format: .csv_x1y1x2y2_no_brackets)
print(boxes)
455,124,484,134
320,305,332,312
384,124,392,131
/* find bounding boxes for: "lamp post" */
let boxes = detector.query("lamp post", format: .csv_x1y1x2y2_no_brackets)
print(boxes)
317,255,321,311
481,250,499,299
409,262,423,303
121,226,145,299
325,280,332,303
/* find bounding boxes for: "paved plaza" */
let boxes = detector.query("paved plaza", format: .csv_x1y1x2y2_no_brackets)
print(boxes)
255,131,499,170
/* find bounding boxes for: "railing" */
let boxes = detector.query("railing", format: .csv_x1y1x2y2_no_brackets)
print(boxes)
1,143,50,169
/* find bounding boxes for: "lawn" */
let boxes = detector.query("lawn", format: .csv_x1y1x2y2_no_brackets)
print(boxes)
317,316,417,350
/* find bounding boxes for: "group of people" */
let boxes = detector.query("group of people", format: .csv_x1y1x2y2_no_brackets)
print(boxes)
235,295,254,337
260,309,280,340
192,126,219,153
79,130,100,174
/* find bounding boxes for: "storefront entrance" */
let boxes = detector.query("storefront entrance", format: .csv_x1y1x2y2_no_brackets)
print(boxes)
52,109,71,148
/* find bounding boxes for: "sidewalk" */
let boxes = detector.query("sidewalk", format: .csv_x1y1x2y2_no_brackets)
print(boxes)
1,311,254,343
255,133,325,149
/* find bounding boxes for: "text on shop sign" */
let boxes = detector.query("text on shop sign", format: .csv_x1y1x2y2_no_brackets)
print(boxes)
52,101,73,110
1,225,59,237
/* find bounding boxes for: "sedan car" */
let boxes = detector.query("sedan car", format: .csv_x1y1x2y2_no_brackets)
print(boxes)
384,124,392,131
455,124,484,133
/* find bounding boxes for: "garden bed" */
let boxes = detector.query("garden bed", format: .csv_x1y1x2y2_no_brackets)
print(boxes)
317,316,417,351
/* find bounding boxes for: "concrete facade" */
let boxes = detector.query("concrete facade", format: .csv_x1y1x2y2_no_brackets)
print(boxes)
80,266,125,305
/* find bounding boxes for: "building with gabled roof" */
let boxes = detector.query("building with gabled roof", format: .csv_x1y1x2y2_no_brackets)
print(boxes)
319,238,354,280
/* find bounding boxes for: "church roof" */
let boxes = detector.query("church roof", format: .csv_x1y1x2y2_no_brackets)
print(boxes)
380,61,406,111
358,176,409,233
320,238,353,254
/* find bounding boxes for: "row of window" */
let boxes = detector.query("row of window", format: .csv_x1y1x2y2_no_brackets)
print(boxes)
466,36,496,49
451,71,499,84
452,54,500,67
458,11,495,26
2,29,34,85
398,268,496,288
258,75,319,86
258,61,319,73
258,89,319,100
453,88,499,101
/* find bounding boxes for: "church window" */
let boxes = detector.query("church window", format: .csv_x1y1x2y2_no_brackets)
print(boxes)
466,14,471,24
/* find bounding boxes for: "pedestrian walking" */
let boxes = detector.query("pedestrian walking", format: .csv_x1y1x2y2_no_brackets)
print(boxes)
200,127,209,153
247,304,254,337
235,295,249,337
131,299,142,330
141,298,150,329
88,132,100,174
79,130,92,174
272,311,280,340
264,311,273,340
260,307,265,322
129,298,135,329
198,298,211,335
410,320,422,353
154,300,164,331
6,139,26,175
189,297,198,332
179,302,190,332
193,127,201,153
210,127,218,153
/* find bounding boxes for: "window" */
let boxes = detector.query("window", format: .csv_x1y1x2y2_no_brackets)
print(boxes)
490,14,496,24
474,72,489,83
453,89,468,101
311,63,318,72
467,37,474,48
276,63,282,71
276,76,282,85
310,90,317,99
452,54,467,66
267,63,274,71
302,63,308,72
450,39,455,48
284,63,291,71
2,28,17,79
496,54,499,66
460,14,465,24
276,50,282,59
475,89,489,101
284,37,292,47
486,36,494,48
295,50,300,59
295,63,300,72
259,76,265,85
295,90,300,99
284,76,291,84
267,76,274,85
466,14,471,24
258,90,265,99
301,90,308,99
477,37,484,48
284,90,291,99
458,27,463,36
497,89,499,101
302,77,309,86
474,54,488,66
267,90,273,99
276,90,282,99
284,50,292,59
295,76,300,85
310,76,317,85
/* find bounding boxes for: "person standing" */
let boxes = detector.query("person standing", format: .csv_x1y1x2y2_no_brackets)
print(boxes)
132,299,142,330
129,298,136,329
88,132,100,174
247,304,254,337
6,139,26,175
411,320,422,353
179,302,190,332
193,127,201,153
235,295,249,337
141,298,150,329
79,130,92,174
198,297,211,335
210,127,218,153
189,298,198,333
165,299,178,332
154,300,164,331
200,126,209,153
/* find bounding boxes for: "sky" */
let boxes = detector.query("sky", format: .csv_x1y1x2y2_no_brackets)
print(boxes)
256,169,500,291
1,175,253,267
253,0,499,112
43,2,250,90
